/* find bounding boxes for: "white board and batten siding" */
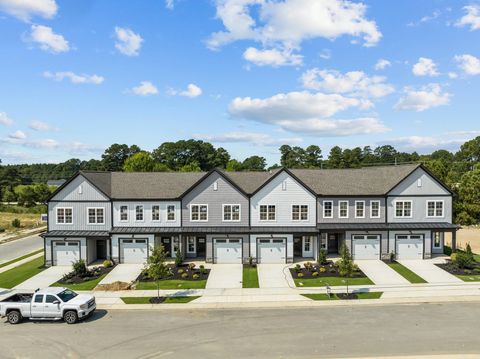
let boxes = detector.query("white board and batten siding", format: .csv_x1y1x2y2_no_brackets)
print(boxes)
250,171,317,227
113,201,181,227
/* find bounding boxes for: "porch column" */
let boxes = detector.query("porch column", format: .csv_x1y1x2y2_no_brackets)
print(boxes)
451,229,457,252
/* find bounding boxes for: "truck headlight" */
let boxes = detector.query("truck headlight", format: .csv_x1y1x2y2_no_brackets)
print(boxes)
80,303,88,310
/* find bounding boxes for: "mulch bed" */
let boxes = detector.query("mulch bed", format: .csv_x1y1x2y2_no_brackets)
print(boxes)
58,265,115,285
149,297,166,304
289,261,368,279
337,293,359,300
435,261,480,276
138,264,211,282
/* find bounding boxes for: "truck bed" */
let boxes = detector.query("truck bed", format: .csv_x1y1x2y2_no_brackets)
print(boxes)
0,293,33,303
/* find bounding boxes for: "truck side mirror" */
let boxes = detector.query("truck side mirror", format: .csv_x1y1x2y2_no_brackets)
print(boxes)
53,300,60,305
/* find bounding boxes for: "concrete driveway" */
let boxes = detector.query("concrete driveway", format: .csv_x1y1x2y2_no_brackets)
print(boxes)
98,264,144,286
14,266,70,290
206,264,242,289
399,259,463,284
257,264,293,288
355,260,409,285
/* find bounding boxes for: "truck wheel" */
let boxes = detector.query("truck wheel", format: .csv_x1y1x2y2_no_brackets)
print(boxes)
63,310,78,324
7,310,22,325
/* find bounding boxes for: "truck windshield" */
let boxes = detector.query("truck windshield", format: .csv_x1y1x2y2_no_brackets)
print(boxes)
57,289,78,302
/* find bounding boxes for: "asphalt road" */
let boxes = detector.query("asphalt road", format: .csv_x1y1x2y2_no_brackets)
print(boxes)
0,302,479,358
0,235,43,264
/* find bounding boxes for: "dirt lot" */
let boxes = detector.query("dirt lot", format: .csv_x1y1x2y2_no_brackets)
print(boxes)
446,227,480,253
0,212,44,233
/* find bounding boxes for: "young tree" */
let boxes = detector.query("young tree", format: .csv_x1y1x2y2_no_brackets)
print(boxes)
145,245,169,301
123,152,165,172
226,159,243,172
102,144,142,171
242,156,266,171
337,243,354,295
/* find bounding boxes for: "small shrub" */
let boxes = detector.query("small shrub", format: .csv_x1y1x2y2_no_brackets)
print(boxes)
188,263,196,270
199,265,206,274
329,268,336,274
318,249,327,265
466,244,474,261
175,249,183,266
0,227,5,233
319,267,326,273
181,272,189,279
464,269,472,275
444,245,452,256
192,274,200,280
297,272,304,278
389,251,395,262
451,252,458,263
455,251,474,269
353,264,360,272
72,259,88,277
248,256,254,266
294,264,301,273
103,260,113,268
312,272,319,277
304,262,313,271
474,268,480,274
11,218,21,228
177,269,184,274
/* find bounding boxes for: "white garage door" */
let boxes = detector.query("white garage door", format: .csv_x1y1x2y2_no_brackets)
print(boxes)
214,238,242,264
352,235,380,260
120,239,148,264
396,235,423,260
53,241,80,265
258,238,286,264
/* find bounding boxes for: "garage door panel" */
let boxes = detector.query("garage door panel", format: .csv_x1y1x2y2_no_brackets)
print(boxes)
352,235,380,260
121,239,148,264
258,238,286,264
54,242,80,265
214,238,242,264
396,235,423,260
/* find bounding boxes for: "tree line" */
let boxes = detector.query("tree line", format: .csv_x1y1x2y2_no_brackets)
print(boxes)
0,137,479,224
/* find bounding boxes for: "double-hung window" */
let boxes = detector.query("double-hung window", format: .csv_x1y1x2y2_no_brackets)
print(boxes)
323,201,333,218
395,201,412,218
191,205,208,221
426,200,444,218
87,208,104,224
167,205,176,221
223,204,240,221
355,201,365,218
338,201,348,218
136,205,144,222
56,208,73,224
259,205,275,221
292,205,308,221
370,200,380,218
152,205,160,221
120,205,128,221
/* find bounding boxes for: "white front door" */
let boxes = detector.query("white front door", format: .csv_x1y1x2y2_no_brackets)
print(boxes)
53,241,80,265
120,239,148,264
396,235,423,259
214,238,242,264
352,235,380,260
258,238,286,264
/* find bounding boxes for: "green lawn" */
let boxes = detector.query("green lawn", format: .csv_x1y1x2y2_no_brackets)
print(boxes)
387,261,427,284
456,274,480,282
0,249,43,269
243,266,259,288
302,292,383,300
0,256,45,289
136,279,207,290
121,296,200,304
294,276,374,287
51,273,109,290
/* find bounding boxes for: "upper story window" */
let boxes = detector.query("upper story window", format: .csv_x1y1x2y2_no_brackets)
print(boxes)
120,205,128,221
167,205,176,221
338,201,348,218
259,205,276,221
427,200,444,218
56,207,73,224
370,200,380,218
395,201,412,218
88,208,104,224
292,205,308,221
191,204,208,221
152,205,160,221
323,201,333,218
223,204,240,221
135,205,144,221
355,201,365,218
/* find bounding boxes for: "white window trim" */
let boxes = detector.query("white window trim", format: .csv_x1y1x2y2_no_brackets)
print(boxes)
303,236,312,252
426,200,445,218
323,201,333,219
292,204,309,221
338,201,349,219
259,204,276,222
119,205,129,222
370,200,381,219
151,205,161,222
166,204,176,222
222,204,241,222
186,237,196,253
56,207,73,225
191,204,208,222
135,205,145,223
394,200,413,218
355,200,365,219
87,207,105,225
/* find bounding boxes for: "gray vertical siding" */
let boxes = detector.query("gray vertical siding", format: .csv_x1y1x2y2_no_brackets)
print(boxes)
48,201,112,231
387,196,452,223
317,197,386,223
51,175,109,201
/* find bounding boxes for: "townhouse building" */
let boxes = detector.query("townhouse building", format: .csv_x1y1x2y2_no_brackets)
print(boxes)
42,164,457,266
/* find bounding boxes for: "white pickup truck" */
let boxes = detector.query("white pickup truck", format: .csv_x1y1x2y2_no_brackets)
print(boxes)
0,287,96,324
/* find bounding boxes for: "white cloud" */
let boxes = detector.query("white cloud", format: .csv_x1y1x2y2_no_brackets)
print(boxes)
1,136,59,149
385,132,480,152
456,5,480,31
165,0,174,10
412,57,439,77
301,69,394,99
0,112,14,126
454,54,480,76
0,0,57,21
28,25,69,53
448,72,458,79
407,9,442,27
394,84,451,112
374,58,391,70
8,130,26,139
168,83,203,98
243,47,302,67
68,142,104,156
43,71,104,84
29,120,55,131
194,131,303,146
319,49,332,60
131,81,159,96
114,27,143,56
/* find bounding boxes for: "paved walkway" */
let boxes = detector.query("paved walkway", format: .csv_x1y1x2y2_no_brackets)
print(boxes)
98,264,144,285
257,264,293,288
399,259,462,284
356,260,409,285
206,264,242,289
14,266,70,290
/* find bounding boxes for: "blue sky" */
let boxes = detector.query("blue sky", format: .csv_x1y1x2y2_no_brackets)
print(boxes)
0,0,479,166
